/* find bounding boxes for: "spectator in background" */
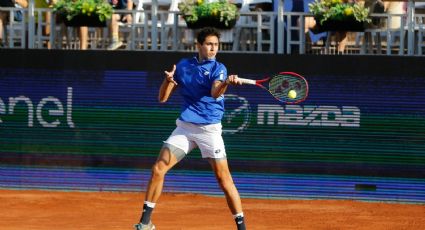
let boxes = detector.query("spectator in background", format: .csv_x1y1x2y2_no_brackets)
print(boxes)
328,0,356,53
0,0,28,46
35,0,55,48
107,0,133,50
383,1,405,29
79,26,88,50
50,0,88,50
363,0,385,28
304,0,360,53
364,0,405,29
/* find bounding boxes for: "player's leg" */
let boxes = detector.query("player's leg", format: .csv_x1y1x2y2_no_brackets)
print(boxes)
136,122,193,229
140,146,178,225
193,121,246,230
208,158,246,230
144,142,189,202
135,145,181,230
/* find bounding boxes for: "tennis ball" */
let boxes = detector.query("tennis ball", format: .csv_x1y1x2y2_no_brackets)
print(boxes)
288,90,297,99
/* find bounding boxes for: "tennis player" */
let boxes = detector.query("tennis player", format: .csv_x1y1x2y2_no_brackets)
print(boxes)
134,27,246,230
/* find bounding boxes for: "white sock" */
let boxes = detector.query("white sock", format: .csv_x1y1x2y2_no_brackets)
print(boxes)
233,212,244,219
144,201,156,208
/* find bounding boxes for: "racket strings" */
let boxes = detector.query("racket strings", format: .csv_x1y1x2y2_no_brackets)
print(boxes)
268,75,307,102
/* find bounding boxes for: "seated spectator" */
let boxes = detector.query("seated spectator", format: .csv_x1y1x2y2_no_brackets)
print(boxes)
304,17,348,53
364,0,385,28
364,0,405,29
383,1,405,29
0,0,28,46
305,17,348,54
50,0,88,50
297,0,327,53
304,0,357,53
35,0,55,48
107,0,133,50
79,26,88,50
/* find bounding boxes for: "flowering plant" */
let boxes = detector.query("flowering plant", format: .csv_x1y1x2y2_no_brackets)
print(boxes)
309,0,371,25
53,0,113,22
178,0,239,29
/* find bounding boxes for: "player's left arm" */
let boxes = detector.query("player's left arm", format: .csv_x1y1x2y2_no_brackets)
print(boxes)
158,65,178,103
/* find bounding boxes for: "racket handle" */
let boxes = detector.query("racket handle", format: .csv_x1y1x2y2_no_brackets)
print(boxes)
238,78,256,85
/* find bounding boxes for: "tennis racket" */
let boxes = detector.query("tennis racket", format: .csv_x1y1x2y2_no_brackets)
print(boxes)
238,72,309,104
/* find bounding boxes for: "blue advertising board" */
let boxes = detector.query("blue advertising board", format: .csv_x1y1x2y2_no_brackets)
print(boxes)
0,50,424,202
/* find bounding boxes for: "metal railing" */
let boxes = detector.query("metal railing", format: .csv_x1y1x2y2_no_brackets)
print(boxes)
1,4,424,56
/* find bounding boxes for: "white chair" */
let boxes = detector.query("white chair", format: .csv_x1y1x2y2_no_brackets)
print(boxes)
232,0,274,52
32,7,52,49
59,26,108,50
415,13,425,55
355,13,406,55
232,0,252,51
118,0,145,50
3,7,26,48
130,0,184,50
159,0,184,50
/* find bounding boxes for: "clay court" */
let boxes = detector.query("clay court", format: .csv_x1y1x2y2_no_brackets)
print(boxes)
1,32,425,230
1,189,424,230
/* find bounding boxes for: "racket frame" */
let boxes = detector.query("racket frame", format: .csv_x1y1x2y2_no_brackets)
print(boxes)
239,72,309,104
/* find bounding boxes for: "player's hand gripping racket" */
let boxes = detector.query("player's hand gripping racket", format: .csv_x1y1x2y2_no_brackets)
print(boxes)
238,72,309,104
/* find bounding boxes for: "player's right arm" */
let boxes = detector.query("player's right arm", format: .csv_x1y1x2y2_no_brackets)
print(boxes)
211,75,241,99
158,65,178,103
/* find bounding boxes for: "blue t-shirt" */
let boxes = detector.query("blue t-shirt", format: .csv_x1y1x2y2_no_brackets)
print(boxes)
174,56,227,124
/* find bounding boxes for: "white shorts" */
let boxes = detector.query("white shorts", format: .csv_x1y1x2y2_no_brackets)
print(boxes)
164,119,227,159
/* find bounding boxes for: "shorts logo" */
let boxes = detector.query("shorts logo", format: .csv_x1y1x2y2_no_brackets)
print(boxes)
214,149,221,154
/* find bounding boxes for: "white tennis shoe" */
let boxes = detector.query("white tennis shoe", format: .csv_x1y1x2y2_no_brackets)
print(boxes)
107,41,123,50
134,221,155,230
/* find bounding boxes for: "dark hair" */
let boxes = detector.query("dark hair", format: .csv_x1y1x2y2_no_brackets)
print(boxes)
196,27,221,45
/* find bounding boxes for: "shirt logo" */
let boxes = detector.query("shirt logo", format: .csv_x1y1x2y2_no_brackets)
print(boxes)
214,149,221,154
204,71,210,76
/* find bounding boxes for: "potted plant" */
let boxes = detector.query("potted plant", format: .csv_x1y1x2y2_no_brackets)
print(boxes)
178,0,240,29
53,0,113,27
309,0,371,32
